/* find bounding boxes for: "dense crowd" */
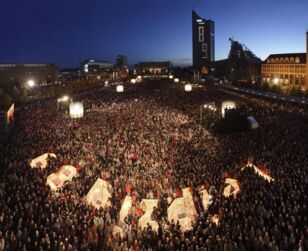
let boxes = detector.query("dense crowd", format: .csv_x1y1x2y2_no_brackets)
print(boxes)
0,82,307,251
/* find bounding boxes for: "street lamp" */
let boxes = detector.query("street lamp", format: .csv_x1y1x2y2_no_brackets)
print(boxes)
184,84,192,92
200,102,216,128
273,77,279,85
116,85,124,93
57,95,70,113
27,80,35,88
62,95,69,102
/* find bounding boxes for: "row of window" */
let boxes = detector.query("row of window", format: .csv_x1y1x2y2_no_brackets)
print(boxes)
263,64,305,69
263,74,305,78
262,69,306,74
266,57,302,64
198,26,208,59
198,26,204,42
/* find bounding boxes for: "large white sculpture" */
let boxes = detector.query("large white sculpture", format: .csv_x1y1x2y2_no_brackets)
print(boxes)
46,165,77,191
86,178,112,209
30,153,56,169
69,102,84,119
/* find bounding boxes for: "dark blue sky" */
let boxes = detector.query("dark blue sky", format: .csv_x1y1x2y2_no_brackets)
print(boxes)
0,0,307,68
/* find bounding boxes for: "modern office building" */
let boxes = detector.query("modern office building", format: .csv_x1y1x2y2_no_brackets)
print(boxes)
0,63,59,86
192,10,215,68
80,60,114,81
59,68,81,81
80,60,114,75
116,55,128,68
261,32,308,90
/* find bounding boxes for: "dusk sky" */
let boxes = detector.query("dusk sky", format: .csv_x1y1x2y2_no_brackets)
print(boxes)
0,0,307,68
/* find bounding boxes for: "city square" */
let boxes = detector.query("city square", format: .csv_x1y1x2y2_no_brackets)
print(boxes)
0,0,307,250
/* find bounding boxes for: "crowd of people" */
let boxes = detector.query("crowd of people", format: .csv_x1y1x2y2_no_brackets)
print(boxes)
0,81,307,251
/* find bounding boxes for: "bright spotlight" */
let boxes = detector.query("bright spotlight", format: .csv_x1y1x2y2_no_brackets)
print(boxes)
174,78,179,83
116,85,124,93
69,102,84,119
273,78,279,85
184,84,192,92
62,95,69,102
169,75,174,79
27,80,35,88
130,79,136,84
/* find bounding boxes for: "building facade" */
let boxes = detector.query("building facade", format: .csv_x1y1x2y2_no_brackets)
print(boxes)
261,32,308,90
261,53,306,89
80,60,114,75
80,60,114,81
0,63,59,86
192,10,215,68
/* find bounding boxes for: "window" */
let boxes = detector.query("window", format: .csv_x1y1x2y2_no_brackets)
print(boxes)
202,43,207,58
295,57,300,63
198,26,204,42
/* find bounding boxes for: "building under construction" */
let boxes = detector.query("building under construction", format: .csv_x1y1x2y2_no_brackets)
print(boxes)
212,38,261,83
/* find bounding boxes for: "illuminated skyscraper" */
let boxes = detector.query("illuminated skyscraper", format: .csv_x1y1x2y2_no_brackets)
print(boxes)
192,10,215,67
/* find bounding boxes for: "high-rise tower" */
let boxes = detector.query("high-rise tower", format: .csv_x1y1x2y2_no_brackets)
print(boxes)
192,10,215,67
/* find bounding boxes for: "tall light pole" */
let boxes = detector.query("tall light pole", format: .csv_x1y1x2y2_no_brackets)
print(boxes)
57,95,70,113
200,103,217,129
200,105,203,128
27,80,35,88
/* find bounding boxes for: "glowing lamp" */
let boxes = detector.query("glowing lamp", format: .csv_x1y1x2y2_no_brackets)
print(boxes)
130,79,136,84
116,85,124,93
174,78,179,83
84,64,89,73
62,95,69,102
27,80,35,88
184,84,192,92
169,75,174,79
273,78,279,85
69,102,84,119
